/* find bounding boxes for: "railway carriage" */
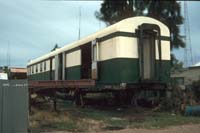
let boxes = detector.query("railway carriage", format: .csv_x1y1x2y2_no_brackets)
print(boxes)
27,16,171,101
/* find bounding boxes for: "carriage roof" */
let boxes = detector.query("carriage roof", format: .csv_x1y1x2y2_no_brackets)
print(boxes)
28,16,170,66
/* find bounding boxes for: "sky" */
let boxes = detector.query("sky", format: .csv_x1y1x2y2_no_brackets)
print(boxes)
0,0,199,67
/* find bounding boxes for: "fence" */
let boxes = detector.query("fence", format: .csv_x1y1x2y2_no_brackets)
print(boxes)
0,80,28,133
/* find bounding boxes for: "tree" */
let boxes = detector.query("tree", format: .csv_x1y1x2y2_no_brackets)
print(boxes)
95,0,184,49
171,54,183,72
1,66,8,73
51,44,59,52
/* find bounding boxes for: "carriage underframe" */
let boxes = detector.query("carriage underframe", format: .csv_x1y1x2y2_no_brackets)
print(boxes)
29,79,167,111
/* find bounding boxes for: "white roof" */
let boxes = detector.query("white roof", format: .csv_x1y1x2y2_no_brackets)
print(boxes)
27,16,170,66
0,73,8,80
192,62,200,67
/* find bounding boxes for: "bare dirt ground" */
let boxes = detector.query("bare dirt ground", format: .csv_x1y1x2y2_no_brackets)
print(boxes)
43,124,200,133
104,124,200,133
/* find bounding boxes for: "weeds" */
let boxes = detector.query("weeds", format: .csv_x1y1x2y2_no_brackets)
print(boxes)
29,102,200,132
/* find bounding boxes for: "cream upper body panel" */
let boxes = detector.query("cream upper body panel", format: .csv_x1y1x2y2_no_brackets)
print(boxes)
98,37,138,61
66,50,81,68
27,16,170,66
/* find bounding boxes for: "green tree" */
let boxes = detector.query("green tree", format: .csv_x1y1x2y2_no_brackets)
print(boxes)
171,54,183,72
3,66,9,73
95,0,184,49
51,44,59,52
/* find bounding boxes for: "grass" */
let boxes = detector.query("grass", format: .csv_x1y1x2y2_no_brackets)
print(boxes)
29,101,200,132
53,121,78,131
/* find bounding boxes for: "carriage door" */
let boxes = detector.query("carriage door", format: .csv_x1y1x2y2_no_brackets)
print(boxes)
138,24,160,80
81,43,92,79
142,32,155,79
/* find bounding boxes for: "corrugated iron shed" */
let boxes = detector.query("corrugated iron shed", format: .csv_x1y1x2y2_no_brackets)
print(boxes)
9,67,27,79
171,66,200,86
10,68,27,73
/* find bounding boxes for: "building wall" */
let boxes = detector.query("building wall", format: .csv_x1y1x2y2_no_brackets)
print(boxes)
171,67,200,86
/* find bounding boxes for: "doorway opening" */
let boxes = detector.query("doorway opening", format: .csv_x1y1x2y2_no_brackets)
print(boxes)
80,43,92,79
142,30,156,80
58,53,63,80
137,24,161,81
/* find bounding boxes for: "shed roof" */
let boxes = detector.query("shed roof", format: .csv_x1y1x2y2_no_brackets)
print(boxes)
192,62,200,67
10,68,27,73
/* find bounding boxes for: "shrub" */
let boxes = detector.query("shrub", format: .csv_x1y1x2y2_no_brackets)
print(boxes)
159,86,184,112
191,80,200,102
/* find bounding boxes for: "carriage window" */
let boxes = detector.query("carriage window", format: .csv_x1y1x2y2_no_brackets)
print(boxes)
52,58,55,70
28,67,30,75
27,67,29,75
93,45,97,61
36,64,38,73
44,61,46,71
92,40,97,61
32,66,34,74
40,63,42,72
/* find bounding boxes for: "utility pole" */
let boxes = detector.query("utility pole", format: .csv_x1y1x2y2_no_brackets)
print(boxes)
78,6,81,40
183,1,193,67
7,41,10,68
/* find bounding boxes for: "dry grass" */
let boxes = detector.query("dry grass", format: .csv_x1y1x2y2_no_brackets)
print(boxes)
30,107,72,132
29,102,107,132
29,101,200,133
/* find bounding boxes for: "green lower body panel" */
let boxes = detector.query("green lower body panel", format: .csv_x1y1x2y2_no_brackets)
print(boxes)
65,66,81,80
27,59,170,86
28,70,55,80
97,58,170,85
155,60,171,83
98,58,139,84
